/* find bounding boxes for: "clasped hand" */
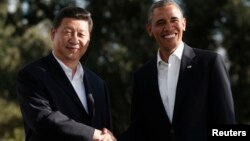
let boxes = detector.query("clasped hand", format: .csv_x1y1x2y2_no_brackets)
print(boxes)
93,128,117,141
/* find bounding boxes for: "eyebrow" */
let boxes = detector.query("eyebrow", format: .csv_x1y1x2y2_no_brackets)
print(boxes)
155,16,180,23
171,17,181,21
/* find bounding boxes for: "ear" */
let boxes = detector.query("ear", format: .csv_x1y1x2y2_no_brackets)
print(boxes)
182,18,186,31
146,23,153,37
50,28,56,40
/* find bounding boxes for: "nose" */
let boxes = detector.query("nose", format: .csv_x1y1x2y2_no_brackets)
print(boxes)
69,33,79,44
163,21,172,31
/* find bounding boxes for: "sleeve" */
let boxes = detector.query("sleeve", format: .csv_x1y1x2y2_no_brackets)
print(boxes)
208,54,236,124
118,71,145,141
16,68,94,141
103,81,112,130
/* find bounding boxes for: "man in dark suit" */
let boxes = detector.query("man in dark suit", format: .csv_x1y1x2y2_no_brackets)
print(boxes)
119,0,236,141
16,7,116,141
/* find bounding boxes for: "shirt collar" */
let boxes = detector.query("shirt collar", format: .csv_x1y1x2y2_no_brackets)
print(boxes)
157,42,184,67
52,51,84,80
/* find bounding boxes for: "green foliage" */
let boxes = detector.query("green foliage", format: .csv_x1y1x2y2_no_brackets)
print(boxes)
221,0,250,123
3,128,24,141
86,0,157,133
0,98,24,141
182,0,229,50
0,1,51,140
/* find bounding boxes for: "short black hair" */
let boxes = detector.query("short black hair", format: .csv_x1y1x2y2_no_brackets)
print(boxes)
148,0,184,23
52,6,93,31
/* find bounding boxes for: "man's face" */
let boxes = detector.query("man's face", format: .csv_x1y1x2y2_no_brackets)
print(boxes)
147,4,186,52
51,18,90,63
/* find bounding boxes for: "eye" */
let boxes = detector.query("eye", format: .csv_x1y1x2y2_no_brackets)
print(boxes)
171,17,180,23
155,20,165,26
64,30,72,35
78,33,85,38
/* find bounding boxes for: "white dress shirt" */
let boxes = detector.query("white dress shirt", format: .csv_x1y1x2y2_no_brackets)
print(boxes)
53,52,88,113
157,42,184,122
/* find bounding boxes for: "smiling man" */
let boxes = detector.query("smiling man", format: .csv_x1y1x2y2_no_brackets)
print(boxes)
119,0,236,141
16,6,116,141
147,1,186,62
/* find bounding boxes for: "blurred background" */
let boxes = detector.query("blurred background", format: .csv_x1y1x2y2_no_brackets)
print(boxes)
0,0,250,140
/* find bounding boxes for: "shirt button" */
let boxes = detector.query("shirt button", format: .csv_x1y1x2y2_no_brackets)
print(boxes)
170,129,175,134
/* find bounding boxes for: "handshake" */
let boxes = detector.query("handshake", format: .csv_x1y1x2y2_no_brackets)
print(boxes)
93,128,117,141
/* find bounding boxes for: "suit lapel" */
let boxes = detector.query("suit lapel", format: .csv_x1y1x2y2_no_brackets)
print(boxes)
46,53,89,116
148,57,172,125
83,71,95,121
172,44,196,125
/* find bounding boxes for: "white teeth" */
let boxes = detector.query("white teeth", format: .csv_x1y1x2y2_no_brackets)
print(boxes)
164,34,175,39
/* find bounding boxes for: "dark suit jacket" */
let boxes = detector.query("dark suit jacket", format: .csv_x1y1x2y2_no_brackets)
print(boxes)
16,53,112,141
120,44,236,141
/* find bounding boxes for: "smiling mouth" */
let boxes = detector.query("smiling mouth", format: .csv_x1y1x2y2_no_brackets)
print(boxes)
162,33,176,39
66,46,79,50
66,46,80,53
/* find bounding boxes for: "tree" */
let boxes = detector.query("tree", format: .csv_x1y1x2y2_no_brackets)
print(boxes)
0,0,52,140
222,0,250,123
0,0,24,140
87,0,155,134
182,0,229,50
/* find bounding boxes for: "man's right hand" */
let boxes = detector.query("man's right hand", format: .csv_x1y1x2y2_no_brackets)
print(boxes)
93,128,117,141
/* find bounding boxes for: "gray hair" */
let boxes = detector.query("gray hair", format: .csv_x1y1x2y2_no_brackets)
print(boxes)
148,0,184,23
